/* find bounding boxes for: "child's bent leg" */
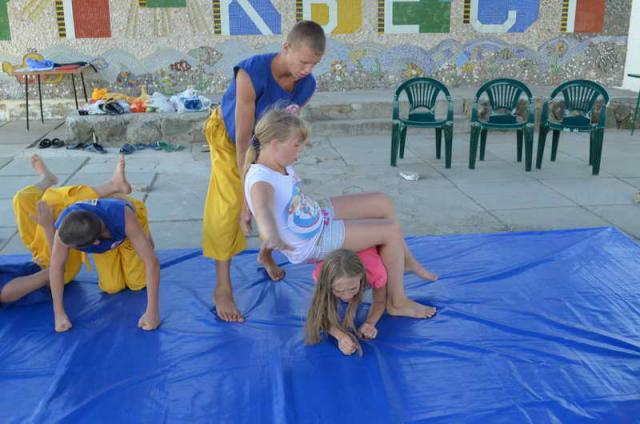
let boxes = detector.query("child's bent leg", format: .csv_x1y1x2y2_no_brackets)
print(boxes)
0,269,49,303
258,244,285,281
94,249,126,294
332,193,437,281
342,220,436,319
13,185,45,249
91,155,132,197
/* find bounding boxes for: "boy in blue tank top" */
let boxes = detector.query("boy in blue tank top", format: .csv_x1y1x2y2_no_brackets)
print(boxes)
202,21,325,323
1,155,160,333
50,191,160,333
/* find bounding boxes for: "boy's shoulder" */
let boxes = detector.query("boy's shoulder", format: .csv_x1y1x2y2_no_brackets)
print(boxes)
237,52,276,69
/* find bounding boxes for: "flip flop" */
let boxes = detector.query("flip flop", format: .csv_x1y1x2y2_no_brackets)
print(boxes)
84,142,107,154
134,143,149,150
38,138,52,149
66,142,86,150
157,141,185,152
51,138,65,148
119,143,135,155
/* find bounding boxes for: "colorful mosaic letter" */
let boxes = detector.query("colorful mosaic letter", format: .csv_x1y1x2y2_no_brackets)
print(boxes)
469,0,539,33
0,0,9,40
560,0,605,33
378,0,451,34
146,0,187,6
213,0,281,35
56,0,111,38
295,0,362,34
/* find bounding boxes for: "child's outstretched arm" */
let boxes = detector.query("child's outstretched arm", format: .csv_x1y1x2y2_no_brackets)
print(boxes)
124,209,161,331
50,234,72,332
250,182,292,252
359,287,386,339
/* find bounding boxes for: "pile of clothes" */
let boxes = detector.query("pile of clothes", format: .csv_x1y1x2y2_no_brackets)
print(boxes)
80,86,212,115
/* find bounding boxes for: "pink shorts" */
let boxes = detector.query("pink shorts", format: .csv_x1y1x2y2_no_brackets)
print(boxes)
312,247,388,289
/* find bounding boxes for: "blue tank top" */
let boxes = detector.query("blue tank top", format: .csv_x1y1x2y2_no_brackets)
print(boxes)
55,198,132,254
221,52,316,143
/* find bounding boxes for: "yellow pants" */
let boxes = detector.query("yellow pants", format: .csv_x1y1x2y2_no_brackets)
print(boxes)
202,106,246,261
93,195,150,294
13,185,96,284
12,185,149,293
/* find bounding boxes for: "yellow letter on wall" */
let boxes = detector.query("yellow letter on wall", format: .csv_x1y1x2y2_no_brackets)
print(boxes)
297,0,362,34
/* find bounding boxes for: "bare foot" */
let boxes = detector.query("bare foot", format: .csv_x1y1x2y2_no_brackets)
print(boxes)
213,286,244,323
111,154,132,194
258,249,285,281
387,298,437,319
31,154,58,188
406,258,438,282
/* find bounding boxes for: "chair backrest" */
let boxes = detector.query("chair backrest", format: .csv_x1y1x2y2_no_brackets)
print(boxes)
475,78,533,111
394,77,451,113
549,80,609,115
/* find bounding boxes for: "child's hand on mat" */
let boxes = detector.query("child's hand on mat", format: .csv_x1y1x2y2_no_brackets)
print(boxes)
33,201,54,228
240,205,252,235
54,311,72,333
138,311,160,331
358,322,378,339
338,334,357,356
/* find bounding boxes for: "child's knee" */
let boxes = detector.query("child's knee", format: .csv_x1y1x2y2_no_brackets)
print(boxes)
100,284,125,295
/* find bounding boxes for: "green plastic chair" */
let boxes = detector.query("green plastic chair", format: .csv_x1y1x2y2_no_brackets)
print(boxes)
391,77,454,168
469,78,535,171
536,80,609,175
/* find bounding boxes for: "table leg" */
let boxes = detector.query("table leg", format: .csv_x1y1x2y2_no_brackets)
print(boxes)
71,74,79,109
25,76,30,131
632,91,640,136
80,72,88,103
37,74,44,123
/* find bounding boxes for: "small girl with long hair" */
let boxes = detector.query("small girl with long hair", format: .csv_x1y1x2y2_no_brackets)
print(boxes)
243,109,438,345
307,248,388,355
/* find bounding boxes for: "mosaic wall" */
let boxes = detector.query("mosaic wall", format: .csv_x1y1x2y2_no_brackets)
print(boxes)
0,0,633,101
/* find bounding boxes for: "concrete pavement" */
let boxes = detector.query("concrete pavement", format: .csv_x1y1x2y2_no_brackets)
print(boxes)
1,117,640,257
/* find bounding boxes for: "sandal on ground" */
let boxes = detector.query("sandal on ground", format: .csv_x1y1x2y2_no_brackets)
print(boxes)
84,142,107,154
157,141,185,152
51,138,65,148
38,138,52,149
134,143,149,150
119,143,135,155
66,142,86,150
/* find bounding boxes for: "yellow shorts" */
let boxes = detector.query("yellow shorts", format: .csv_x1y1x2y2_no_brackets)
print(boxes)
93,195,150,293
202,106,246,261
12,185,150,293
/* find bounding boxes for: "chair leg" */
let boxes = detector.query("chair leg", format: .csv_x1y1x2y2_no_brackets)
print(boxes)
516,129,523,162
589,131,594,166
399,126,407,159
444,124,453,169
536,127,548,169
479,129,487,161
435,128,442,159
551,130,560,161
390,123,399,167
631,91,640,136
592,129,604,175
469,125,480,169
524,126,534,172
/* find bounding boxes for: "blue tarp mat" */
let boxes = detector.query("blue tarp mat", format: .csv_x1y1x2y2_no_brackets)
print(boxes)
1,227,639,423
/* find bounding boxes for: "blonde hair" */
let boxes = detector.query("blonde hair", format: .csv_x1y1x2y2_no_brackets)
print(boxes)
243,108,309,177
305,249,368,355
